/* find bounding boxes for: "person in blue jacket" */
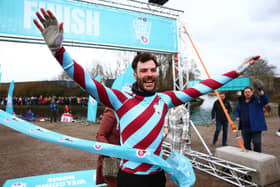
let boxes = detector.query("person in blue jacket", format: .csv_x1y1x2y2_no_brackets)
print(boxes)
50,99,59,122
24,108,36,122
235,87,269,152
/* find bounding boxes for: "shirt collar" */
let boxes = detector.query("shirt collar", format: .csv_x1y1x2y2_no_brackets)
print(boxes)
132,83,156,97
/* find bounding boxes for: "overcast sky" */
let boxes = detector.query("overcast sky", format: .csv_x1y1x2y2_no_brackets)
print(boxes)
0,0,279,83
166,0,280,77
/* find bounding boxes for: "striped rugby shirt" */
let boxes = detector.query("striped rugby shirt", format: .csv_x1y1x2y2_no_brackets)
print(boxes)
53,47,240,175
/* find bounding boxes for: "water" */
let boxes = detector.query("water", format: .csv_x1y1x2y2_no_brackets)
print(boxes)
190,95,216,125
190,95,238,125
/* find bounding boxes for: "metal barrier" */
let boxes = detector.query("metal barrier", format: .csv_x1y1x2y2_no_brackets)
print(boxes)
162,120,258,187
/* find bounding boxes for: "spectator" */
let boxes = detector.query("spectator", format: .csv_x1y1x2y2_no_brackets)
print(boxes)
211,92,232,146
50,99,59,122
96,108,120,187
61,104,73,123
24,108,36,121
64,105,71,113
235,87,269,152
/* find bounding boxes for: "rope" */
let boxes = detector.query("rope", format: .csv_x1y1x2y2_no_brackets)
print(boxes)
182,26,246,151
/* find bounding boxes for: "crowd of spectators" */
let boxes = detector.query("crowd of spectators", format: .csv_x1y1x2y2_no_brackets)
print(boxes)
0,96,89,106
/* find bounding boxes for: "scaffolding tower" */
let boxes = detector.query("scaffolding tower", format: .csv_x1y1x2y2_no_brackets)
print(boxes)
164,18,258,186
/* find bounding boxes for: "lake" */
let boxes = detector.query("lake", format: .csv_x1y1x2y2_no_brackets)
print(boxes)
190,95,237,125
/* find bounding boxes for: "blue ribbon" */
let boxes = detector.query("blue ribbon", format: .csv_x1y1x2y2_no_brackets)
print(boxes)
0,109,195,186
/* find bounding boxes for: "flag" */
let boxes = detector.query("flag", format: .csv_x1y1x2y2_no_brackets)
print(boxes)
87,75,101,122
6,80,14,115
87,64,135,122
112,64,135,91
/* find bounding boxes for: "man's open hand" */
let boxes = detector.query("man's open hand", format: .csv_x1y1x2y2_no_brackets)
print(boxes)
33,8,63,51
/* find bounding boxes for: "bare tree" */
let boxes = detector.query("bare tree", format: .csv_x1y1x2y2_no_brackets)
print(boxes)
241,57,278,100
243,57,276,77
98,50,135,81
90,63,106,78
155,53,173,91
114,51,135,77
187,58,201,80
155,54,201,91
58,71,72,80
57,51,134,82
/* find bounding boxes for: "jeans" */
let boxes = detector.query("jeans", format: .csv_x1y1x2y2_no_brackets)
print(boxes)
213,120,228,146
241,129,262,152
50,111,58,122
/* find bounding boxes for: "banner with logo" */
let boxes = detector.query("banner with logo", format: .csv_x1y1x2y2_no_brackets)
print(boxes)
3,169,106,187
6,80,14,115
0,0,178,53
112,64,135,91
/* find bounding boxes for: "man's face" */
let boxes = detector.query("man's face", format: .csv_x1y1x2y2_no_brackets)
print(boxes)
220,94,225,100
134,60,158,92
244,88,253,99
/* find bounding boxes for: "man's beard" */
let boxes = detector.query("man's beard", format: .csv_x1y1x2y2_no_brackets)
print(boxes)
136,76,158,93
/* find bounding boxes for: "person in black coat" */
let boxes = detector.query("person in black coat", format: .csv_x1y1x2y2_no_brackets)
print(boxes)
211,92,232,146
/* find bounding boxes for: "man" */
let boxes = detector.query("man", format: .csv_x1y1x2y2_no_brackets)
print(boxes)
33,9,256,187
211,92,232,146
235,87,269,152
50,99,59,122
24,107,36,122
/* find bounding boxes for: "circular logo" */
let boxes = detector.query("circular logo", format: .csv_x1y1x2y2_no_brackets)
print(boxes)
141,36,149,44
137,150,146,158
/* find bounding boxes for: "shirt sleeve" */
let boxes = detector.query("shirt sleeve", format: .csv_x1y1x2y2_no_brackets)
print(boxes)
52,47,128,110
160,70,239,108
259,93,269,106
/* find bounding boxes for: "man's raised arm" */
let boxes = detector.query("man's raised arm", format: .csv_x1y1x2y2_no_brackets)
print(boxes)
33,9,124,110
161,56,259,108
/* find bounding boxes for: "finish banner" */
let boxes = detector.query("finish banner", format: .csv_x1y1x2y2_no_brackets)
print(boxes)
0,0,178,53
